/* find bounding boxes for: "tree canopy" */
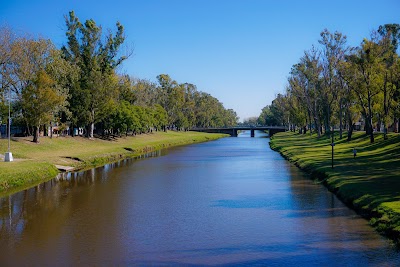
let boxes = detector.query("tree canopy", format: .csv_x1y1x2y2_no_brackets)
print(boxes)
259,25,400,143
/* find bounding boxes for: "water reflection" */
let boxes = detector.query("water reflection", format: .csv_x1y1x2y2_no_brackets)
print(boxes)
0,150,163,243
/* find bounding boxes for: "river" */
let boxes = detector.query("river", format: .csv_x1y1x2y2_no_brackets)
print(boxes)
0,131,399,266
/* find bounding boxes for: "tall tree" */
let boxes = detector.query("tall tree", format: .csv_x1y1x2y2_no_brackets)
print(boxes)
342,36,384,143
22,70,67,142
337,56,362,141
7,36,71,141
61,11,129,138
319,29,348,138
377,24,400,138
289,47,323,136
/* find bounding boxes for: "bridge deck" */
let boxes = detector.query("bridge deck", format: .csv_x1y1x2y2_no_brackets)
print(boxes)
191,126,287,137
192,126,286,130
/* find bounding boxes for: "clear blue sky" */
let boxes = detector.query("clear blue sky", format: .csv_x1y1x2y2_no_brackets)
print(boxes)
1,0,399,121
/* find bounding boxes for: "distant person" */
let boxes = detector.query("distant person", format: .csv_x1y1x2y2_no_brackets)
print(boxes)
353,148,357,158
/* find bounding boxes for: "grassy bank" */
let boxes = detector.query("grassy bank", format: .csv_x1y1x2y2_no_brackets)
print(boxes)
0,131,227,196
270,131,400,244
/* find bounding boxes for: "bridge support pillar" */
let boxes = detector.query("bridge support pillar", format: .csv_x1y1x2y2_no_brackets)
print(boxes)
251,129,255,137
232,129,238,137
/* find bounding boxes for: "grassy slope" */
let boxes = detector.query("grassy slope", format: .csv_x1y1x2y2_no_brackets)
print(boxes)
0,131,227,196
270,131,400,243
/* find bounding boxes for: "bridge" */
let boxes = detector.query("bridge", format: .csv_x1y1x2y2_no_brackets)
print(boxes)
191,126,287,137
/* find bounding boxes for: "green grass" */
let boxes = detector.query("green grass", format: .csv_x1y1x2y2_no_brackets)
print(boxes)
270,131,400,244
0,131,227,196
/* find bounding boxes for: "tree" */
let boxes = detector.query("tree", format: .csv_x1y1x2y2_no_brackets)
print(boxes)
223,109,239,127
319,29,348,138
132,78,159,107
151,104,168,131
258,98,285,126
378,24,400,51
2,33,71,141
181,83,197,128
337,56,362,141
346,36,386,143
0,26,16,137
61,11,129,138
22,70,67,142
377,24,400,139
243,117,258,126
289,47,323,136
156,74,186,129
46,49,76,138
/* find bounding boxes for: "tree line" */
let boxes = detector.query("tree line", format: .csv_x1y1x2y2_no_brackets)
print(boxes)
0,11,238,142
258,24,400,143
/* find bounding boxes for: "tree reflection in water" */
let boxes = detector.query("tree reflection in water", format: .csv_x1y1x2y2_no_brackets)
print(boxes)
0,150,162,242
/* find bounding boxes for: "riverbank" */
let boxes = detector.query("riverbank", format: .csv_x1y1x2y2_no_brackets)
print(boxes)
270,131,400,245
0,131,227,196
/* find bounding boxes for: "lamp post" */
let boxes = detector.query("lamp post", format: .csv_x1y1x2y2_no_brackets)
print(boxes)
4,86,13,162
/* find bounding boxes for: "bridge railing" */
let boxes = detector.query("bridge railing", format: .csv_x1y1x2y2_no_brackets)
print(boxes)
191,126,287,130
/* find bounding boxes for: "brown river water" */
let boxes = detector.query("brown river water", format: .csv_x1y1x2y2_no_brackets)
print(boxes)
0,131,399,266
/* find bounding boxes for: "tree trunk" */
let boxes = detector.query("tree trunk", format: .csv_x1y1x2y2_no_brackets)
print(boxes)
88,109,95,138
366,116,370,133
370,126,375,143
313,116,320,137
382,72,388,139
376,115,381,132
398,119,400,134
90,123,94,138
326,106,331,136
86,125,91,138
383,126,388,140
367,90,374,143
25,122,32,137
346,108,354,141
33,126,40,143
71,123,75,137
347,123,354,142
366,116,374,143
